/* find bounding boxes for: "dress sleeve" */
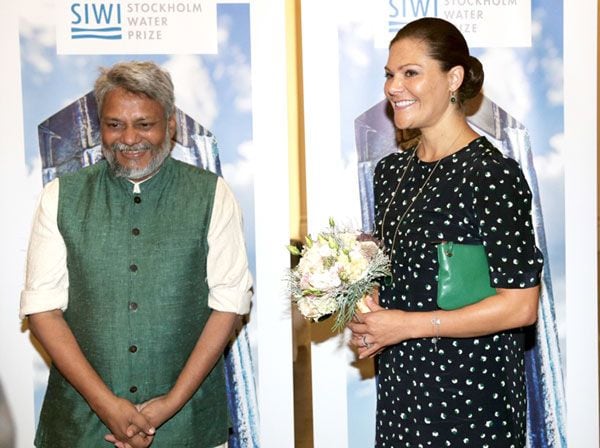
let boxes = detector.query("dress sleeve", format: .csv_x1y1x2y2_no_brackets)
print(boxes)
20,179,70,319
470,155,544,289
206,177,253,314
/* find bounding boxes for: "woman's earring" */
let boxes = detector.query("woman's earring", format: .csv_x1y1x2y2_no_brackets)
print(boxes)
450,91,457,104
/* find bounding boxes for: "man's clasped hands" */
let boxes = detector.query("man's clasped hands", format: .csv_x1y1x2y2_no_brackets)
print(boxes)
101,395,174,448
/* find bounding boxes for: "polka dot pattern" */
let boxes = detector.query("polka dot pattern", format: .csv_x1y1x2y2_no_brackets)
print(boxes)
372,137,543,447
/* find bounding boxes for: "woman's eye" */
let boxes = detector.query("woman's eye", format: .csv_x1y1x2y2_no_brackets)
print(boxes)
405,70,418,77
384,72,393,79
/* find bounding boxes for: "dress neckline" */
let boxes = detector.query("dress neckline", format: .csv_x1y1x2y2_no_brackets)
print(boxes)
413,135,487,166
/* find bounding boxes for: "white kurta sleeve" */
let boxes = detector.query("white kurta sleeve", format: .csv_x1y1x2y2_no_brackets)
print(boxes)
206,177,253,314
20,179,69,319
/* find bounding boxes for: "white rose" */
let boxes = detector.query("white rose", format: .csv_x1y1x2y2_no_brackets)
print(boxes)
308,268,342,290
297,253,316,275
297,295,336,319
316,242,334,258
315,295,338,316
297,297,318,319
346,257,369,283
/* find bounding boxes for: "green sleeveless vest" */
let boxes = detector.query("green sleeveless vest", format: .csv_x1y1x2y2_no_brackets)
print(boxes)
34,158,228,447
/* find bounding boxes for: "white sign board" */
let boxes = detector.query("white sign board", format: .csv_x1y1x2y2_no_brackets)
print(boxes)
375,0,532,48
56,0,217,54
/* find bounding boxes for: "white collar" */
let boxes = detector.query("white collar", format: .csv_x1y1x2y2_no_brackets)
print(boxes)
128,171,157,194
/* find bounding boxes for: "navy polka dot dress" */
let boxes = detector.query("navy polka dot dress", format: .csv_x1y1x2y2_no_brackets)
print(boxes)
373,136,543,447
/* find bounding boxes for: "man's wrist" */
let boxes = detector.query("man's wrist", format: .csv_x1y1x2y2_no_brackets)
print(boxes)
163,390,186,415
88,388,118,416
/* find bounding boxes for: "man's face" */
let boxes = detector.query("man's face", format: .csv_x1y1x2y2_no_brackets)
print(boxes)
100,87,176,181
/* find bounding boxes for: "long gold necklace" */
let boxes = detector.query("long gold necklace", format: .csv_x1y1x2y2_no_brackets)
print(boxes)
379,143,418,247
380,129,467,255
381,154,441,255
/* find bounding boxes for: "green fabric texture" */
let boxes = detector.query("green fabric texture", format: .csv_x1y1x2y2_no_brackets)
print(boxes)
35,158,228,447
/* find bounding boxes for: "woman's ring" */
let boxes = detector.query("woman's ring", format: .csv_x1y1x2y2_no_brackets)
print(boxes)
362,335,371,349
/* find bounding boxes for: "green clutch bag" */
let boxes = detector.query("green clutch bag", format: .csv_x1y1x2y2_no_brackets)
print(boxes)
436,241,496,310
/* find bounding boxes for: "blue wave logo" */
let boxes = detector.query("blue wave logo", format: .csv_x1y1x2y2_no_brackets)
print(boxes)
70,2,122,40
388,0,438,33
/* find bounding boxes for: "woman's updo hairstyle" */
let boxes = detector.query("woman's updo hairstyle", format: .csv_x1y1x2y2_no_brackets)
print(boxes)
390,17,484,103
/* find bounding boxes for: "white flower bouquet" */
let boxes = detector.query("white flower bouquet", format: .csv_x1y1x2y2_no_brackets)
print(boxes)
287,218,391,331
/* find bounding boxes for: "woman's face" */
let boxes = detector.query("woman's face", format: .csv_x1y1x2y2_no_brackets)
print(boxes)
384,37,457,131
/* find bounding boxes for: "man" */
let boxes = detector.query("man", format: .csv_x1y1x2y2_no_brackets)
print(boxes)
20,61,253,447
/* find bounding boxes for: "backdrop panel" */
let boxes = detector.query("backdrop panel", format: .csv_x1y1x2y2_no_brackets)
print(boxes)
0,0,294,446
301,1,581,447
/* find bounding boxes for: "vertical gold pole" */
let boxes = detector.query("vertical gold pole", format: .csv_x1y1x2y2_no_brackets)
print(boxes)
286,0,307,242
285,1,313,447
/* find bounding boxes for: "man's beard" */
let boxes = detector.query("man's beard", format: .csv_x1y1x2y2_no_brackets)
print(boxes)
102,135,172,180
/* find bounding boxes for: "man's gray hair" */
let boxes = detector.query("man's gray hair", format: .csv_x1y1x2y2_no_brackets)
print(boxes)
94,61,176,119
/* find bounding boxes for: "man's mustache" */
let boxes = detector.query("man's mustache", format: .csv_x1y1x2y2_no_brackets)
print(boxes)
111,142,154,153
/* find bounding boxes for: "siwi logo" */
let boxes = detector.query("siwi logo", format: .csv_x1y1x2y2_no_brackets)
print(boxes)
388,0,438,32
70,2,122,40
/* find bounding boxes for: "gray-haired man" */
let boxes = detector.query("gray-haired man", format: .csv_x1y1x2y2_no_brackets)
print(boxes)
21,61,252,447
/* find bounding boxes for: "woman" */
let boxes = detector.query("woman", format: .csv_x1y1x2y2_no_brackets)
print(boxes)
348,17,543,447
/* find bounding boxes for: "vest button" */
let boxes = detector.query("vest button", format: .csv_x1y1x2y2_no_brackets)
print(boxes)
130,386,138,393
129,264,138,272
129,345,138,353
129,302,138,311
132,228,140,236
134,196,141,204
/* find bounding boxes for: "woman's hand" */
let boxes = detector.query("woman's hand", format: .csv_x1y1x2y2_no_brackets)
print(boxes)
348,296,412,359
355,288,380,314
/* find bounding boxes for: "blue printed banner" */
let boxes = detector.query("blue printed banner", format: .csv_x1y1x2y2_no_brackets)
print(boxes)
375,0,531,48
56,0,217,54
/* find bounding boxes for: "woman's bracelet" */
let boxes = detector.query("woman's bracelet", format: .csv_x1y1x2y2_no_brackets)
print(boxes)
431,315,441,352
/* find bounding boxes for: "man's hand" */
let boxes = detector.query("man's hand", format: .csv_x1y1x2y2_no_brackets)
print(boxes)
100,396,155,448
136,395,177,428
104,395,174,447
105,432,154,448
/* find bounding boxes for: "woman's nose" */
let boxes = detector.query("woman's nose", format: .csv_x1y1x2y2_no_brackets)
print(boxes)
387,77,405,95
